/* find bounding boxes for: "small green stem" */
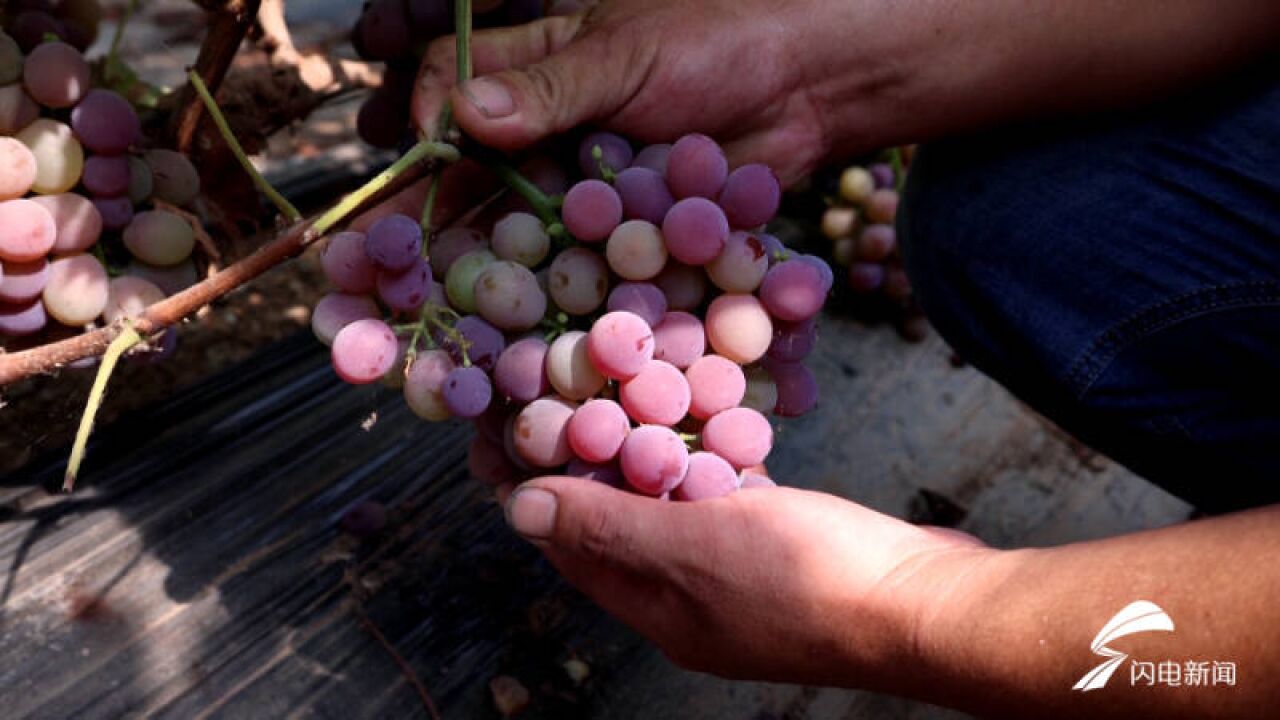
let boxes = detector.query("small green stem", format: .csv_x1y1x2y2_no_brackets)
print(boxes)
455,0,473,84
488,161,563,230
311,140,461,237
420,171,441,242
188,70,302,223
890,147,906,194
105,0,139,83
64,324,143,492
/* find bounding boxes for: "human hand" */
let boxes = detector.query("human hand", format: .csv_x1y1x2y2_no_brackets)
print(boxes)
502,475,994,688
411,0,848,185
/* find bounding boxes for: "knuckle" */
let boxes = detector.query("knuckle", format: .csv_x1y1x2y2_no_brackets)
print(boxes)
521,64,564,114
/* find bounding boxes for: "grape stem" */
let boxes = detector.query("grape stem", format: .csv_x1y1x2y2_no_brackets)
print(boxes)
455,0,473,84
188,70,302,223
890,147,906,193
487,161,563,231
104,0,140,84
63,323,143,492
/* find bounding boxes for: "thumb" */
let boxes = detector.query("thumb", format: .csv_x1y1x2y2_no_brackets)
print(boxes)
450,30,640,151
504,476,684,574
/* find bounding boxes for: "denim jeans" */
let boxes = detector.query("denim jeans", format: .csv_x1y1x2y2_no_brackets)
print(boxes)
899,65,1280,514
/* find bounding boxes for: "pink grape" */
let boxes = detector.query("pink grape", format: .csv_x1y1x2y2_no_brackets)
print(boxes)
705,294,772,364
493,337,550,402
43,253,108,326
661,197,728,266
665,133,728,199
491,212,549,267
102,275,164,324
513,396,577,468
702,407,772,468
321,231,378,293
759,259,826,322
768,317,817,362
619,360,691,425
606,282,667,327
331,318,399,384
404,349,455,421
605,219,668,280
567,398,630,463
847,262,886,294
614,166,673,225
0,137,37,200
619,425,689,495
562,179,622,243
717,164,781,229
444,315,505,371
548,247,608,315
93,195,133,230
565,458,625,488
673,452,738,501
0,299,46,336
365,213,422,272
0,198,56,262
631,143,672,174
17,119,84,194
546,330,605,400
0,84,40,135
587,310,654,380
81,154,130,197
31,193,100,253
762,358,818,417
23,41,89,108
857,224,897,262
429,227,487,280
442,366,493,418
653,261,706,311
70,89,139,155
865,189,900,224
377,257,431,312
651,311,705,369
706,230,769,292
578,131,632,180
311,293,381,347
474,260,546,331
0,258,48,303
685,354,746,420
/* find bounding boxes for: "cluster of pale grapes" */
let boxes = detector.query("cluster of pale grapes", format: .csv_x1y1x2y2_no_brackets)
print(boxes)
353,0,570,149
0,28,200,356
818,149,928,340
313,132,832,499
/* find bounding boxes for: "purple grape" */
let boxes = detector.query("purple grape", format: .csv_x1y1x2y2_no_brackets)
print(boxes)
652,311,705,369
444,315,506,371
578,131,633,180
607,282,667,327
614,166,674,225
81,154,130,197
365,213,423,272
442,366,493,418
665,133,728,199
631,144,672,174
493,337,550,402
11,11,68,52
70,89,139,155
332,318,399,384
870,162,896,189
847,262,886,294
718,164,781,229
0,299,47,336
92,195,133,230
761,358,818,417
857,224,897,262
662,197,729,265
562,179,622,243
376,256,432,312
311,292,380,346
768,317,817,362
759,259,827,322
321,231,378,293
797,253,835,293
758,232,787,265
358,0,412,61
357,89,408,149
408,0,451,35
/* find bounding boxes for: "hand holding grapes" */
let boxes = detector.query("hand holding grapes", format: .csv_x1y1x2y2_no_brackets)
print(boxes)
503,475,992,685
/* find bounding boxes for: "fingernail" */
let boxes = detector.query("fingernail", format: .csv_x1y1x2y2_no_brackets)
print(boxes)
459,77,515,119
506,487,557,540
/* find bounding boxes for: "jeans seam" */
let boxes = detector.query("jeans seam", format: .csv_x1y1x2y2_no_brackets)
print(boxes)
1065,281,1280,399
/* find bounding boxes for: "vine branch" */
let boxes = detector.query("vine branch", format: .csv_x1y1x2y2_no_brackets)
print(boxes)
170,0,263,153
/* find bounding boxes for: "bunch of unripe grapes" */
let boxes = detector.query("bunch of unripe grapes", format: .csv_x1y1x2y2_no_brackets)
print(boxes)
313,132,832,499
819,150,928,341
0,27,201,355
352,0,581,149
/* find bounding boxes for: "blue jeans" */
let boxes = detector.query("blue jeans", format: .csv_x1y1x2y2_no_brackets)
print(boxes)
899,66,1280,514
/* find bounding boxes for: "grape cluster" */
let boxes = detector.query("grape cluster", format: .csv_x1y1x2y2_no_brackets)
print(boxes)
815,150,928,340
0,29,201,353
4,0,101,55
352,0,568,149
314,132,831,499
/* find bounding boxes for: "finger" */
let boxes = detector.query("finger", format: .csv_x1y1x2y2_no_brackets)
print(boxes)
504,476,697,575
412,15,586,137
347,158,497,233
